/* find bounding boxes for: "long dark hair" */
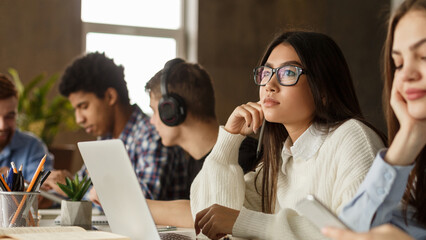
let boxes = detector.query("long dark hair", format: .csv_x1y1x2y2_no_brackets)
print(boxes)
383,0,426,226
256,31,386,213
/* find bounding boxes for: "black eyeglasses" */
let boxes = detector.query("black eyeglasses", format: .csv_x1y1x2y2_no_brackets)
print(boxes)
253,65,305,86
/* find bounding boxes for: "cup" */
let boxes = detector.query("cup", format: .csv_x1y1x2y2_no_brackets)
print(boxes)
0,192,40,227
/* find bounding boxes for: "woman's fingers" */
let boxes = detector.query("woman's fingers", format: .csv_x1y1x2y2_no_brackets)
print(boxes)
245,102,264,133
238,104,254,129
195,204,240,239
390,81,409,123
202,220,215,239
194,207,210,234
225,102,263,135
194,204,238,239
195,206,220,239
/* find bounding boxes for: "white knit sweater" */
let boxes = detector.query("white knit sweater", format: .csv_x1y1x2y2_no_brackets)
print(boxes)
190,119,384,240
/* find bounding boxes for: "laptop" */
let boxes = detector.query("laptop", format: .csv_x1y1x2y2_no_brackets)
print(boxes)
77,139,196,240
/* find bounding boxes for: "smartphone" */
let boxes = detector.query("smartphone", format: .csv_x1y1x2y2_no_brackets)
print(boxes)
296,195,351,230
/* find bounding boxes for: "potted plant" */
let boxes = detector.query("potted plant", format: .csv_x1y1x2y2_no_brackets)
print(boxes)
8,68,78,146
57,174,92,230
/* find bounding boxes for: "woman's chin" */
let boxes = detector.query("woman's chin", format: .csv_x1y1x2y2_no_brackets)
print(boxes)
408,103,426,120
263,113,281,124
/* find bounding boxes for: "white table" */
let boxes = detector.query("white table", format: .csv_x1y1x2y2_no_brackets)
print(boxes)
38,208,111,231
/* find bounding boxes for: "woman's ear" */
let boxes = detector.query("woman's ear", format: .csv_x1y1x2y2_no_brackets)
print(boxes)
105,87,119,106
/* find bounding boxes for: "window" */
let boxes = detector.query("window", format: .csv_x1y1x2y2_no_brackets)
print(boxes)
81,0,196,115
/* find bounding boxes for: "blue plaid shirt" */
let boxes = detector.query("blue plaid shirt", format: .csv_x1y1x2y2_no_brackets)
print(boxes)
78,105,188,200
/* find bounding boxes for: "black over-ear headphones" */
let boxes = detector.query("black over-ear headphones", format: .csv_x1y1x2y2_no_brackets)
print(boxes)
158,58,187,126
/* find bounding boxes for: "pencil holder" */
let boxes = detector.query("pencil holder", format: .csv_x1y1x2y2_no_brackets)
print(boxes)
0,192,40,227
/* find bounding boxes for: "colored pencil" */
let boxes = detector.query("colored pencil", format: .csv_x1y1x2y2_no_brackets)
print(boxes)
11,162,17,174
9,155,46,226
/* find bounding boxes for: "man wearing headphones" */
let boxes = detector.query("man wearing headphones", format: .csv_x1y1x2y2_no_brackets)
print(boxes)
43,52,188,201
142,58,259,227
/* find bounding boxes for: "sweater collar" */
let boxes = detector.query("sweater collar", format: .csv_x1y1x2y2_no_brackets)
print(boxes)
281,123,328,174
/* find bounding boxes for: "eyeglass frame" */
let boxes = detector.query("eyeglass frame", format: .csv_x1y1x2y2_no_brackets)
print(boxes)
253,65,305,86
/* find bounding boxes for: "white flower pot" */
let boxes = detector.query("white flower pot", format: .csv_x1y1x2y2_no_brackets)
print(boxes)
60,200,92,230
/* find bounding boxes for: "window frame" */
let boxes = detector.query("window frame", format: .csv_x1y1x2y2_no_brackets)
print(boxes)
81,0,198,61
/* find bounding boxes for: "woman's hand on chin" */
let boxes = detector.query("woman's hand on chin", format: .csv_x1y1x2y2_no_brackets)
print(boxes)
224,102,264,136
387,82,426,166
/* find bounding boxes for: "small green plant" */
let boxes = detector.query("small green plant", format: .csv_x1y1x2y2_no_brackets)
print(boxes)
8,68,78,145
57,174,92,201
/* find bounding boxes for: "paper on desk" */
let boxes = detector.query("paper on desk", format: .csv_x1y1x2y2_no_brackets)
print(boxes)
54,215,108,225
0,226,129,240
4,231,129,240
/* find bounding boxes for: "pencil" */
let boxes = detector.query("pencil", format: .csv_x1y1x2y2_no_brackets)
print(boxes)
0,173,21,218
0,174,11,192
11,162,17,174
256,119,266,160
1,168,35,226
39,170,51,187
10,154,46,226
26,155,46,192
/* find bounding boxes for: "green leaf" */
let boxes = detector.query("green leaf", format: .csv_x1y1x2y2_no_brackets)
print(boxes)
58,175,92,201
78,175,88,189
6,69,78,145
65,177,75,193
22,74,44,107
73,178,92,201
73,174,79,187
38,73,58,100
57,182,74,198
8,68,23,95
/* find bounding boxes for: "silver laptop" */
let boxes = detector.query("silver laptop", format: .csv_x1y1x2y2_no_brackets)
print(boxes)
78,139,196,240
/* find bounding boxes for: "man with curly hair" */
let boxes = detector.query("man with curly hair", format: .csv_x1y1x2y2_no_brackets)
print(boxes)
43,52,188,201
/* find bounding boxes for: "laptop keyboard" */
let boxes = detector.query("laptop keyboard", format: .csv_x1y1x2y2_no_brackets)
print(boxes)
160,232,196,240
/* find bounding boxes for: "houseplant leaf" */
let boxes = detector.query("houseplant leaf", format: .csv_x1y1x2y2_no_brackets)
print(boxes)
7,68,78,146
8,68,23,94
65,177,75,193
57,182,74,197
73,178,92,201
57,174,92,201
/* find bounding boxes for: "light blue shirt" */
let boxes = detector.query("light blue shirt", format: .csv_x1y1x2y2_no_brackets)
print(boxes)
339,149,426,239
0,129,53,182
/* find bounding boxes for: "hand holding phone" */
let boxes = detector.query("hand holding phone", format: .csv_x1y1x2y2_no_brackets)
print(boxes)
296,195,351,230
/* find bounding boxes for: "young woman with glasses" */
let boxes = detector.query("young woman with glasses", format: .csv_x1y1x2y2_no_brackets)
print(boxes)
190,31,386,239
323,0,426,239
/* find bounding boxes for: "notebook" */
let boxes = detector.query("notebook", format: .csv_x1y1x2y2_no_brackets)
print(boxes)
77,139,196,240
54,214,109,225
